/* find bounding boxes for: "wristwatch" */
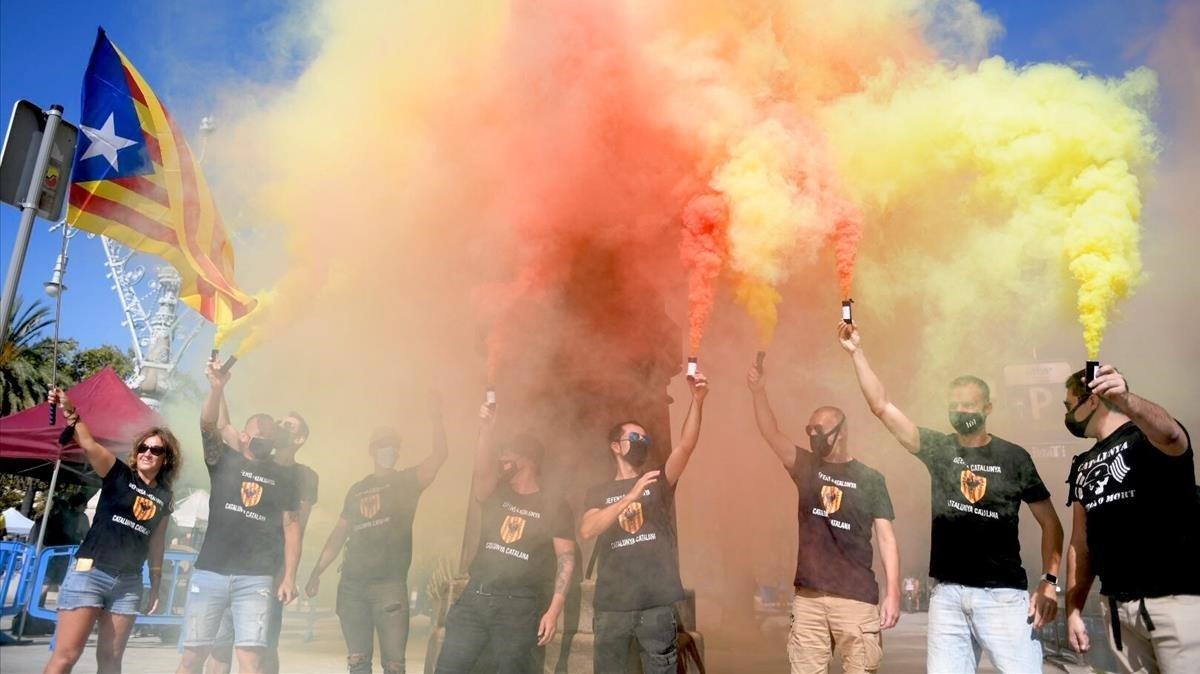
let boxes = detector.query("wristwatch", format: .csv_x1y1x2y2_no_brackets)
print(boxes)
1041,573,1060,592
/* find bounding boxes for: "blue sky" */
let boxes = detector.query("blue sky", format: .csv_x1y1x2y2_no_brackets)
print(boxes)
0,0,1174,357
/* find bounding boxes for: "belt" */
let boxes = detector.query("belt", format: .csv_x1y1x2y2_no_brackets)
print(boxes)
469,583,537,600
1107,595,1156,652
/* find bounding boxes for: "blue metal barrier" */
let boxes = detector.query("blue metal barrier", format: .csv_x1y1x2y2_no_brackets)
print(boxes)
22,545,198,650
0,541,37,618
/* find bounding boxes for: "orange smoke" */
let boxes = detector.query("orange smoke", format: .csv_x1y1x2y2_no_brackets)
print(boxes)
680,194,729,355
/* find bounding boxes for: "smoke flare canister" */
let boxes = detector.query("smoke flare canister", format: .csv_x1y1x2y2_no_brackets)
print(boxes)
686,357,698,380
842,299,854,324
1085,360,1100,385
210,348,219,362
755,351,766,374
485,387,497,409
219,355,238,373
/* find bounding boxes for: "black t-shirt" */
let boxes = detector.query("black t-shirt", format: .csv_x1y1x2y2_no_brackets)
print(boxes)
75,461,173,576
288,462,319,506
585,470,685,611
467,485,573,598
1067,421,1200,599
588,470,691,611
195,429,299,576
917,428,1051,590
340,468,425,581
791,449,894,604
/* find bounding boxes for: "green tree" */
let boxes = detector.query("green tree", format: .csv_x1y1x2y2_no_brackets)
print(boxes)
0,296,55,416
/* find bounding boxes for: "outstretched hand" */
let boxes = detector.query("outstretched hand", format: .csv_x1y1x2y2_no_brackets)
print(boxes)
205,355,230,389
1088,364,1129,405
746,364,765,392
837,321,861,354
689,372,709,401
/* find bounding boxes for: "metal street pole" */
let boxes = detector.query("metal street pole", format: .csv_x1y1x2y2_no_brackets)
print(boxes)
0,104,64,346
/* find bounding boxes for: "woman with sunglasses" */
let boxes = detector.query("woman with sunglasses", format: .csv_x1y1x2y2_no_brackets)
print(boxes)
43,388,181,674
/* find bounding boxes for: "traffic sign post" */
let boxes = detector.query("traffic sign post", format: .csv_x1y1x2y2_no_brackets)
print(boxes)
0,100,79,345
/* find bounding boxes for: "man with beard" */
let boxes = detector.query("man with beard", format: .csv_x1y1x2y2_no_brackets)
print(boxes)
747,361,900,674
206,411,316,674
435,402,575,674
579,370,708,674
838,322,1063,673
177,358,300,674
305,394,449,674
1061,364,1199,673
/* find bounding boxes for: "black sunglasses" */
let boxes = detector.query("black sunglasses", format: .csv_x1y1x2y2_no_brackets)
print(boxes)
136,443,167,457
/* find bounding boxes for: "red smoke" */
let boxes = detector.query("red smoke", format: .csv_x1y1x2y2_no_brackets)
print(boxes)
680,194,729,355
475,0,702,387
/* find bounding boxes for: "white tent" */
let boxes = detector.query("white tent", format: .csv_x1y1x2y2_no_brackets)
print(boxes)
171,490,209,529
2,507,34,536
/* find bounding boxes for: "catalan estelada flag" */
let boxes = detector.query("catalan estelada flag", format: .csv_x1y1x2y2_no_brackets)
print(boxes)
68,28,256,324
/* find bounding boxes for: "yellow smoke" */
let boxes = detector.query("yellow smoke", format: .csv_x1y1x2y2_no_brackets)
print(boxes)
823,57,1157,364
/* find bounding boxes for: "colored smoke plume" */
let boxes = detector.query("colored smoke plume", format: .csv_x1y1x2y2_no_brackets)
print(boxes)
681,194,728,355
825,57,1157,367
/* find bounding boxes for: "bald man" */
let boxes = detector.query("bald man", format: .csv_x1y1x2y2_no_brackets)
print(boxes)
748,362,900,674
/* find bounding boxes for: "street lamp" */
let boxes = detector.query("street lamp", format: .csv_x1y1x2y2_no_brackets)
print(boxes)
43,251,68,297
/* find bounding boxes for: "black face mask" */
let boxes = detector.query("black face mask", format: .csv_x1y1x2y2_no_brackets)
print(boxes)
1064,395,1098,439
949,411,985,435
247,436,274,460
622,432,652,468
807,419,845,458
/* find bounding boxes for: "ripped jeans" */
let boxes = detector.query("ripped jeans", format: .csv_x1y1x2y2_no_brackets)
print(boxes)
182,570,275,649
337,577,410,674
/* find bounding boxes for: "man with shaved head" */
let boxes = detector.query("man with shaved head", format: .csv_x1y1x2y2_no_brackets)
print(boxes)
748,362,899,674
839,322,1064,674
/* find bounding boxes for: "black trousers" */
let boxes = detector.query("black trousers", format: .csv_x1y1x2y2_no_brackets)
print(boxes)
593,605,678,674
337,577,410,674
435,588,541,674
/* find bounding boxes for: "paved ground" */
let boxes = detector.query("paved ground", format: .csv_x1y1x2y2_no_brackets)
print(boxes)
2,611,1103,673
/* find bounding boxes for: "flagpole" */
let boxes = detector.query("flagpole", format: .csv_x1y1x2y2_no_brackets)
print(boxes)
0,105,64,345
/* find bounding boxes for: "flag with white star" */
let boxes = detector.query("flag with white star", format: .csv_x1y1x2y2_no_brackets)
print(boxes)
68,28,257,324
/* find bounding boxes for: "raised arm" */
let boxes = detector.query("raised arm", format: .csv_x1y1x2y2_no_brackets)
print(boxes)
663,373,709,486
416,392,449,489
201,356,232,465
51,388,116,477
537,537,576,647
874,518,901,630
1065,502,1094,654
471,403,500,502
838,322,920,453
1027,498,1064,629
1092,365,1188,456
305,518,350,598
579,470,661,540
746,365,798,471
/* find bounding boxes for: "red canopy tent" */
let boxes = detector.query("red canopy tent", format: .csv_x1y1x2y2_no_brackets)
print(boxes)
0,367,164,480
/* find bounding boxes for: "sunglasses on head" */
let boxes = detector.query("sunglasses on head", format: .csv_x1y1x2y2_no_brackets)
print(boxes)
624,431,652,445
136,443,167,457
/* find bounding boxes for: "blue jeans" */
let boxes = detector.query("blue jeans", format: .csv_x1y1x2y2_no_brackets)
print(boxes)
183,569,275,648
926,582,1042,673
57,562,144,615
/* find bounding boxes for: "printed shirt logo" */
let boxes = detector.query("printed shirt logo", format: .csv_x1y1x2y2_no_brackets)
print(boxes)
359,493,381,519
500,514,526,544
618,502,644,534
960,469,987,504
241,481,263,508
820,485,844,515
132,495,157,521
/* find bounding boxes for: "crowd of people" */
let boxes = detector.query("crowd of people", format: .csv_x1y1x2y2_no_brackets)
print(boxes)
33,320,1198,674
